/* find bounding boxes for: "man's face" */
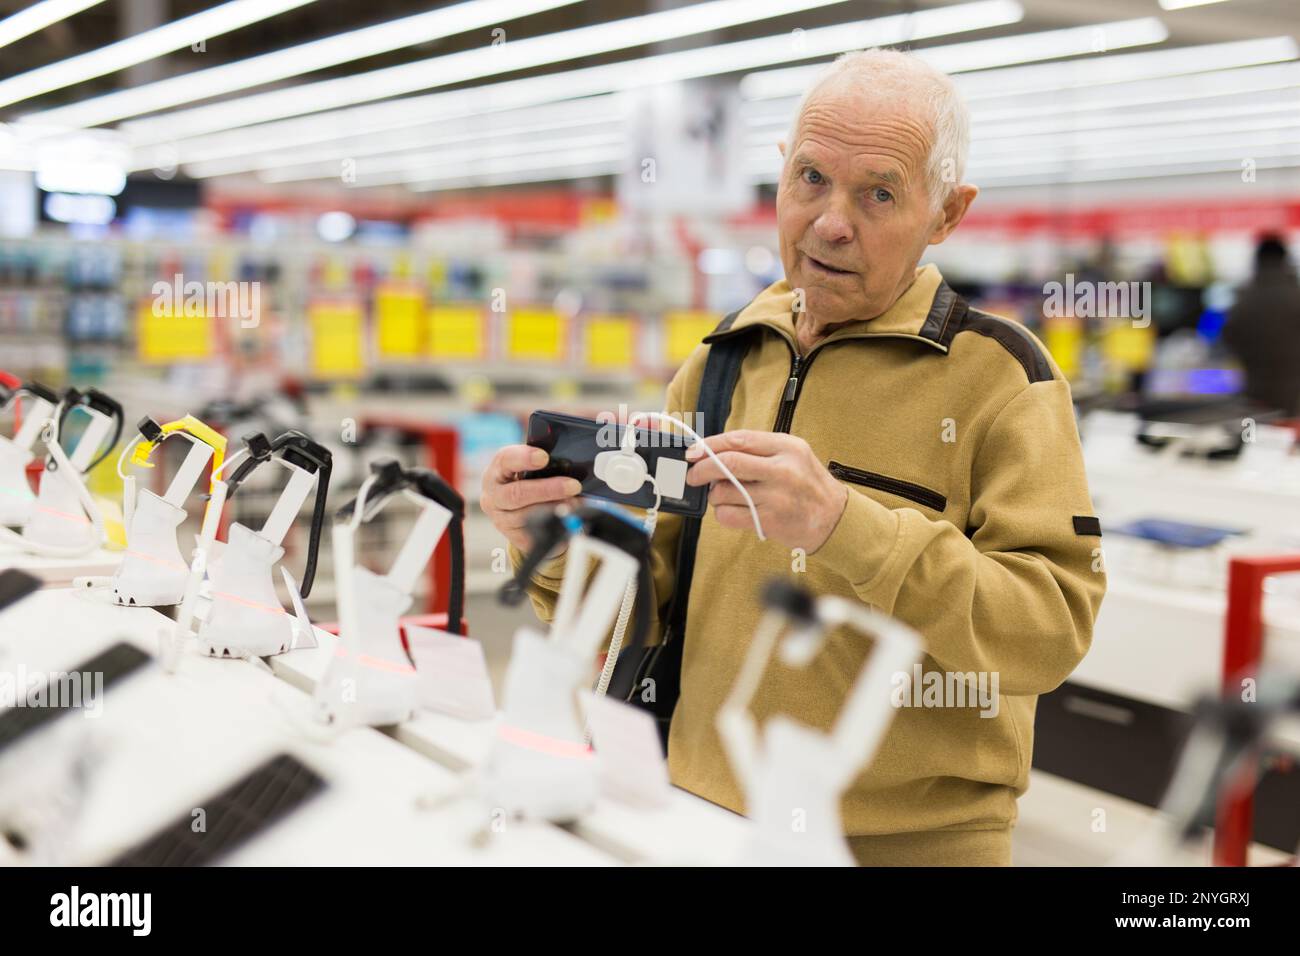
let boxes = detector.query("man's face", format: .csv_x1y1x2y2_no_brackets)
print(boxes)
776,88,943,331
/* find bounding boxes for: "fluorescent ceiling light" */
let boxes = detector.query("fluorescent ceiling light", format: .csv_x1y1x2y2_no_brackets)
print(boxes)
975,155,1300,188
971,143,1300,185
0,0,106,51
969,115,1300,157
967,59,1300,122
20,0,584,131
744,89,1300,148
742,58,1300,133
965,94,1300,141
968,127,1300,168
236,16,1170,180
956,35,1297,101
181,95,626,178
406,149,627,191
409,158,625,193
1158,0,1233,9
740,18,1168,99
0,0,319,111
129,0,1023,170
262,131,627,186
120,0,1023,146
745,126,1300,183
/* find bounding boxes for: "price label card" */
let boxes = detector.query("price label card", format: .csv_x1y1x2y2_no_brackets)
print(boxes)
375,283,425,358
428,304,485,360
585,314,635,369
407,624,496,721
508,307,565,362
663,310,720,366
581,690,672,809
308,300,364,377
1043,316,1082,380
1102,319,1155,372
137,301,213,363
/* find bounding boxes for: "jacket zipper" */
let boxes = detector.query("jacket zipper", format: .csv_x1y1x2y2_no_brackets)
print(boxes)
772,348,823,433
828,461,947,511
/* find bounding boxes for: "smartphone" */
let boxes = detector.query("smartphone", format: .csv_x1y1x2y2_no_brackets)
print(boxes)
523,410,707,518
0,569,40,613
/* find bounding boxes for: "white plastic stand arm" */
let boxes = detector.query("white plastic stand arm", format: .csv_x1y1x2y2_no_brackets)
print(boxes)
0,391,55,527
1,403,111,557
193,452,321,658
314,479,451,728
111,434,215,608
717,593,921,866
481,533,640,821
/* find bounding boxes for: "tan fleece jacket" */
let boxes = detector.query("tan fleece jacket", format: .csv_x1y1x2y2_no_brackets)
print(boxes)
509,264,1106,835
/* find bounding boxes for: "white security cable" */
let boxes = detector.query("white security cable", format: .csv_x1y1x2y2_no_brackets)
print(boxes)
628,411,765,542
593,411,765,707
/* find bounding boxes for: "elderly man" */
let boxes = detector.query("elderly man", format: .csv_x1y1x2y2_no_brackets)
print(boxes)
482,49,1105,866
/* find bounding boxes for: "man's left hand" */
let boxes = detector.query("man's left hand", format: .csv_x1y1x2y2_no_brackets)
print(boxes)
685,430,848,552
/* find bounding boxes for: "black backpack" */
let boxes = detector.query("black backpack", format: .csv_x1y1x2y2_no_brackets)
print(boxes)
609,316,752,750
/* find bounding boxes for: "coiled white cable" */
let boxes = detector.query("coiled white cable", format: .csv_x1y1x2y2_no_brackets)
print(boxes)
593,411,765,706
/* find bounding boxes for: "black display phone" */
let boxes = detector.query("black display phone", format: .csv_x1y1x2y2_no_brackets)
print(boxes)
0,569,40,613
523,410,707,518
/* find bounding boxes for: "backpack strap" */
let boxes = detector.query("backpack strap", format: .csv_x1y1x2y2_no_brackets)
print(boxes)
663,325,751,639
611,312,753,722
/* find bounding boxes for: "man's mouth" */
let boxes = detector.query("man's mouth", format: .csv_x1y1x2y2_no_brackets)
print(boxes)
804,253,855,277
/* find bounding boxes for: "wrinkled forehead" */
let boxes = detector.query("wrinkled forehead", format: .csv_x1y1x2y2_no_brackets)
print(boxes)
790,82,935,182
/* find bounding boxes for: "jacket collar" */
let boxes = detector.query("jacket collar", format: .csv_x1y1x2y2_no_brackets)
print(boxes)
705,264,963,354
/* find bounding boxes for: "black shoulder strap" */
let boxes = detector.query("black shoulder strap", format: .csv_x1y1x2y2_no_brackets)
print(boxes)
663,319,751,641
609,312,752,711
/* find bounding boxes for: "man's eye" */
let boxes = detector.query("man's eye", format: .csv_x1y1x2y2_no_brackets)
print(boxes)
802,168,824,185
872,187,893,203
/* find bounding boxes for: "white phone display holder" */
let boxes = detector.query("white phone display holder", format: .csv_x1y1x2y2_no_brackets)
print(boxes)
0,381,58,528
0,388,122,558
313,458,464,728
718,581,922,867
172,430,332,659
483,504,652,821
108,415,227,607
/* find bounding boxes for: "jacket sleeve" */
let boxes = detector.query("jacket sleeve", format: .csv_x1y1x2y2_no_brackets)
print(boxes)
810,377,1105,695
504,370,692,651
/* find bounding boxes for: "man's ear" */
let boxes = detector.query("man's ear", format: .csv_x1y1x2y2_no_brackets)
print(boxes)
928,184,978,246
777,139,787,161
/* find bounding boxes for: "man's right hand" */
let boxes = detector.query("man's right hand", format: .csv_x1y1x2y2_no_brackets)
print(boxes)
480,444,583,553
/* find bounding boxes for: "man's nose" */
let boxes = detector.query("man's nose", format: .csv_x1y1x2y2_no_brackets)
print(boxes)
812,195,854,244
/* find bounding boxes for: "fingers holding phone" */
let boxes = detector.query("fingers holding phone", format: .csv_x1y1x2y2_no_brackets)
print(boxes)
481,444,582,552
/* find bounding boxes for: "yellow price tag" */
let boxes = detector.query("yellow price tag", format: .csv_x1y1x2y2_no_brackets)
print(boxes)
428,304,485,360
508,308,565,362
663,310,720,366
375,284,425,358
137,300,213,363
585,315,634,369
1043,316,1082,380
309,300,365,377
1102,319,1155,372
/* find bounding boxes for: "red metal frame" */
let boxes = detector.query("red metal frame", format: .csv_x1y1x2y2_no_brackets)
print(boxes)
1215,553,1300,866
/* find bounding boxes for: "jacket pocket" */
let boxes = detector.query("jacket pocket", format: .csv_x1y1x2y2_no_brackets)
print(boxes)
828,460,947,512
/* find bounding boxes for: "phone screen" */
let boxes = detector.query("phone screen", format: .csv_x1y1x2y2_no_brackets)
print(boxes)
523,410,707,518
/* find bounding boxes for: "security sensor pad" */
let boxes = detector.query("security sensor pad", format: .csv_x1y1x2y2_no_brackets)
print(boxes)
654,457,688,500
